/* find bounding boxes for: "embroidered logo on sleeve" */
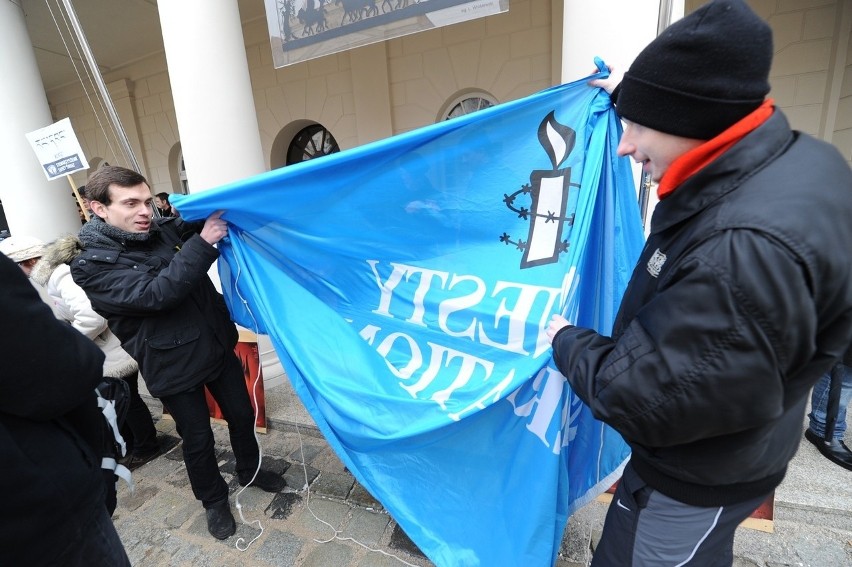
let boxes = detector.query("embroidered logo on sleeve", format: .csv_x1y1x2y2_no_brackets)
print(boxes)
646,248,667,278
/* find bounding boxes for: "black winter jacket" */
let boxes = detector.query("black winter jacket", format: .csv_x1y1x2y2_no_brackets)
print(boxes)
71,216,239,397
0,254,107,566
552,110,852,507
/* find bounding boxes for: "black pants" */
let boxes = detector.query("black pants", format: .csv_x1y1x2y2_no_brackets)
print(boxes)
119,370,159,455
160,353,259,508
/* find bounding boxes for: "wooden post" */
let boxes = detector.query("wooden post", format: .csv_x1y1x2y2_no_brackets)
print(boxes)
68,175,89,222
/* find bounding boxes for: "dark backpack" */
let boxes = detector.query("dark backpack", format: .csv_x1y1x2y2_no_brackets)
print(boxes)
96,377,133,515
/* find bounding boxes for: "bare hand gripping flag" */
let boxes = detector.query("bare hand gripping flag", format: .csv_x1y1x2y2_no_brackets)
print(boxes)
173,62,644,566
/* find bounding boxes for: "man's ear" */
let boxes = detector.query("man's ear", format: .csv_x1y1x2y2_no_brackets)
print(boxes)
89,200,107,218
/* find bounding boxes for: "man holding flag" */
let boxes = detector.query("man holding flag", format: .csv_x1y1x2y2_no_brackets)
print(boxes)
547,1,852,565
70,166,285,540
168,60,643,564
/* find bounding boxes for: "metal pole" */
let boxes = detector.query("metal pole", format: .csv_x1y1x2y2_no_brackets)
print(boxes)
59,0,141,175
637,0,676,228
657,0,674,35
59,0,160,216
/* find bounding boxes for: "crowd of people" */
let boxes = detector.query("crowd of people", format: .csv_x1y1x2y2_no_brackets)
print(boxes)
2,1,850,565
1,167,287,561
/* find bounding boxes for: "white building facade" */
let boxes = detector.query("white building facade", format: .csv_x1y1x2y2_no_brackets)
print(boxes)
4,0,849,238
2,0,850,381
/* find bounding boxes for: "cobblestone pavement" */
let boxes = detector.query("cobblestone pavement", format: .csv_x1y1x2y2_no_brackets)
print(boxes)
114,410,852,567
114,418,436,567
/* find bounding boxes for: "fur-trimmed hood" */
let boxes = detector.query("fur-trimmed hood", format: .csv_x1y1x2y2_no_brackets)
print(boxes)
30,233,139,378
30,235,84,287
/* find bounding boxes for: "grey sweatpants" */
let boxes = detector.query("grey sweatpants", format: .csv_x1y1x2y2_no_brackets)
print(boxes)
591,462,769,566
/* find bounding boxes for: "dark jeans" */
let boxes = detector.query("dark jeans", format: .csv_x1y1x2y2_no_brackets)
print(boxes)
54,506,131,566
809,362,852,440
160,353,259,508
120,370,159,455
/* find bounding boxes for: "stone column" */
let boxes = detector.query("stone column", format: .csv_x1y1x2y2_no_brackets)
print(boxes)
157,0,266,190
0,1,81,239
558,0,682,232
158,0,284,384
559,0,662,84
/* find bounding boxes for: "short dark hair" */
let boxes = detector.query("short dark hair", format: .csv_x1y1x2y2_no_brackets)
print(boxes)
155,192,170,203
85,166,149,206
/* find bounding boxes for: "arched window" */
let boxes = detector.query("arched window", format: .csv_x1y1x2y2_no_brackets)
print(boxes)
286,124,340,165
442,92,497,121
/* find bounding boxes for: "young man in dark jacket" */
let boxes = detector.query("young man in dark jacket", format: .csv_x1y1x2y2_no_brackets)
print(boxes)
71,165,285,540
0,252,130,566
546,1,852,565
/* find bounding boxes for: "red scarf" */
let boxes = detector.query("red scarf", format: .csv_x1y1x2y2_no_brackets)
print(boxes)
657,99,775,199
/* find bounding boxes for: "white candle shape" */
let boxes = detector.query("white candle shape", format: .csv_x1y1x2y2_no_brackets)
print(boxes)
510,112,577,268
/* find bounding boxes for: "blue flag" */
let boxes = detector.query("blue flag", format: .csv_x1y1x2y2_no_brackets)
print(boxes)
173,61,644,566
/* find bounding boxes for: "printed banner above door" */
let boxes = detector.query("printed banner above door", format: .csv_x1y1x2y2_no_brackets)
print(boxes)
264,0,508,67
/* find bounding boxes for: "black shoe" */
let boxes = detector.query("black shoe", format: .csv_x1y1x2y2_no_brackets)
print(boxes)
205,501,236,540
805,428,852,472
124,447,161,471
238,469,286,493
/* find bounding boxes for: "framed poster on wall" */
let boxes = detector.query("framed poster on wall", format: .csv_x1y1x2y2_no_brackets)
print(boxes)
264,0,509,68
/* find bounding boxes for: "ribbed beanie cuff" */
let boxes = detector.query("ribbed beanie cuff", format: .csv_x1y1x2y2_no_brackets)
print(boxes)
616,74,765,140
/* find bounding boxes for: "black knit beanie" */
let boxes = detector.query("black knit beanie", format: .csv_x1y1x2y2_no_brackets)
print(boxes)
614,0,773,140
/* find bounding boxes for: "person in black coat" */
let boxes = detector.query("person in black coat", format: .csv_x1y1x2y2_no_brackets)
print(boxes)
155,191,177,217
0,253,130,566
70,165,285,540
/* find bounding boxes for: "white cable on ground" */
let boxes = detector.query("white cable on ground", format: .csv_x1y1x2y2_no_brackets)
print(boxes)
232,249,419,565
296,427,419,567
232,259,265,552
233,352,265,552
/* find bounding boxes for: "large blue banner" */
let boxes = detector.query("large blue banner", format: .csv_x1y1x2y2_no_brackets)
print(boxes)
173,62,644,566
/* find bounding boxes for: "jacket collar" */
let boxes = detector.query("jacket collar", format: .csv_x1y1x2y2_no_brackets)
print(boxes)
78,215,163,250
648,109,795,235
657,100,775,199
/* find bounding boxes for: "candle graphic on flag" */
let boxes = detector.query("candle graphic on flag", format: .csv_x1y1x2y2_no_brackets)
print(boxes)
501,111,579,268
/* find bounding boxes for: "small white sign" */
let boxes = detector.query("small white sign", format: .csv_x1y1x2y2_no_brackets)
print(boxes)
25,117,89,180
